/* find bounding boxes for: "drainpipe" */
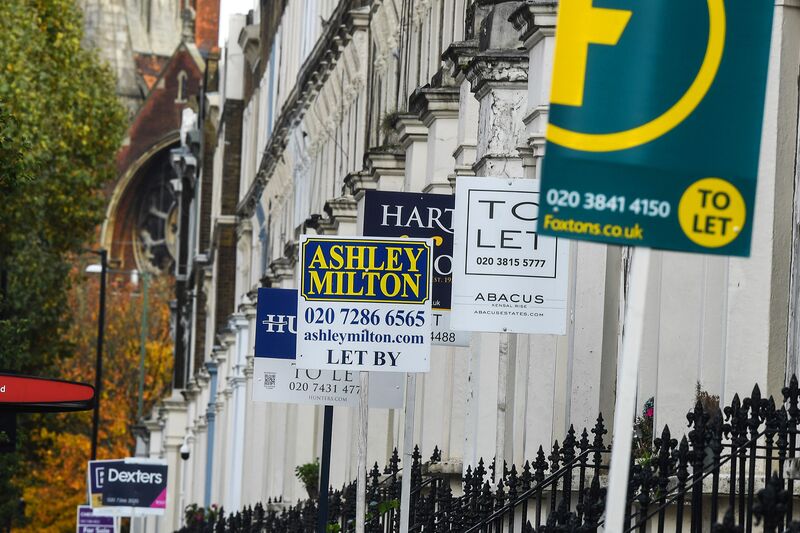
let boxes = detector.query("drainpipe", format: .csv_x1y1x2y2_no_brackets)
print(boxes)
204,361,218,507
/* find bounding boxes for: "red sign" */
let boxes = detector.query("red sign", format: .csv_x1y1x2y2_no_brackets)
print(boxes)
0,374,94,412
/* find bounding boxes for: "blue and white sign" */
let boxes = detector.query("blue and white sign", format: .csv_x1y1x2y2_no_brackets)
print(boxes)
77,505,116,533
254,288,403,407
295,236,433,373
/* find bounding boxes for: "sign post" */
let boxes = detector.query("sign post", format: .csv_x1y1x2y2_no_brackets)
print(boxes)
537,0,775,527
253,286,403,531
361,190,463,532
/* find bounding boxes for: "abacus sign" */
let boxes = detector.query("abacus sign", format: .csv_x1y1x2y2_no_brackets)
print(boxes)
253,288,403,407
537,0,774,256
296,235,433,373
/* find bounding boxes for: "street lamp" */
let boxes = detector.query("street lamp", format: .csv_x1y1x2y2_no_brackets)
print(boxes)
84,259,152,460
84,249,107,461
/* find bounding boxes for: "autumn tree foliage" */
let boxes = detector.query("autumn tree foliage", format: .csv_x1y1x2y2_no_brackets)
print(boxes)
0,0,127,528
17,270,174,532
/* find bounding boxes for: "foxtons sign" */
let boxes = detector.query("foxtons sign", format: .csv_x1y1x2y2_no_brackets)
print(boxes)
363,191,469,346
296,235,433,373
451,177,569,334
537,0,774,256
253,288,403,407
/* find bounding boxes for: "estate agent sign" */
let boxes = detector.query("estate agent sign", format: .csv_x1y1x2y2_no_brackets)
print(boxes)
363,190,469,346
537,0,774,256
451,177,569,334
253,287,402,407
296,235,433,372
88,458,167,515
76,505,116,533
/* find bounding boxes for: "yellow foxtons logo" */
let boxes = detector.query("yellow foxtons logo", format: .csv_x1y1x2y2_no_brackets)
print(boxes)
547,0,726,152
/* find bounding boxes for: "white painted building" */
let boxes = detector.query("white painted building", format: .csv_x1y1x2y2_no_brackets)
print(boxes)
140,1,800,530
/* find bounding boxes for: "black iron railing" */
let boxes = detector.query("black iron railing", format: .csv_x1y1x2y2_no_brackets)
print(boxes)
177,376,800,533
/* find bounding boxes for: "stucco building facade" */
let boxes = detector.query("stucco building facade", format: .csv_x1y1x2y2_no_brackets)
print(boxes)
136,1,800,530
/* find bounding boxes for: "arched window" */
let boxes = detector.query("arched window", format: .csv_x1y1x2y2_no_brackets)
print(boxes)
175,70,188,103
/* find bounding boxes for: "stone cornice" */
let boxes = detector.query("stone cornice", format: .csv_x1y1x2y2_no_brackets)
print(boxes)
343,147,406,198
442,40,480,80
236,1,371,220
510,0,558,45
409,86,461,127
395,114,428,150
317,196,358,235
466,50,529,99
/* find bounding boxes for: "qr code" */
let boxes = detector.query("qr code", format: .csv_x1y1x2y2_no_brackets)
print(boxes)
264,372,277,389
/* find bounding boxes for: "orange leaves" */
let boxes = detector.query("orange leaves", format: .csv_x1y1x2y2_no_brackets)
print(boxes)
18,272,174,531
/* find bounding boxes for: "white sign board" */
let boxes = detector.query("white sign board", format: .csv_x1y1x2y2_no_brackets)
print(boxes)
253,288,403,407
451,177,569,334
296,235,433,372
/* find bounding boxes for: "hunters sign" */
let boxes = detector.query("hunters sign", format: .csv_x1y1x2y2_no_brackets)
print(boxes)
253,287,403,407
537,0,774,256
296,235,433,372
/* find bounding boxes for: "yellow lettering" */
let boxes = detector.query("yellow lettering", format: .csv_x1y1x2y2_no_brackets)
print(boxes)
401,273,421,298
346,245,366,270
329,245,344,269
404,246,425,272
308,246,328,269
342,272,364,296
551,0,631,106
362,272,381,296
385,247,403,271
380,273,401,297
308,271,334,295
365,246,385,270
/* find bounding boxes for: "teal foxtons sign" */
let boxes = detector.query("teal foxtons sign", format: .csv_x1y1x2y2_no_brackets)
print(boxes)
537,0,774,256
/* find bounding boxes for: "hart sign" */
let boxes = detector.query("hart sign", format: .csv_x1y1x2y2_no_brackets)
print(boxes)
363,190,470,346
253,288,403,407
296,235,432,373
538,0,774,256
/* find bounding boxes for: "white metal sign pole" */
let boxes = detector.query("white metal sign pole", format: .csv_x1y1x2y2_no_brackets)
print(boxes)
355,372,370,533
604,247,651,531
398,372,417,533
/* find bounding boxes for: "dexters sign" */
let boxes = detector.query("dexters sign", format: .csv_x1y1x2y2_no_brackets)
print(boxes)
253,288,403,407
296,235,433,372
538,0,774,256
363,190,469,346
88,458,167,516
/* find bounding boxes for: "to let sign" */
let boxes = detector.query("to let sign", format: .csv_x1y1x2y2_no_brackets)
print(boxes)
363,190,469,346
537,0,774,256
296,235,433,372
451,177,569,334
253,287,403,407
